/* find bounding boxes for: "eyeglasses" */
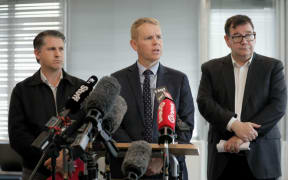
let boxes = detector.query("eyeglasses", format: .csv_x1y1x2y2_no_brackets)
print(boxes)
230,32,256,43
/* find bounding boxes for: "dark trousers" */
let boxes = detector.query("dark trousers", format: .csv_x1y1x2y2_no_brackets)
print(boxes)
217,155,277,180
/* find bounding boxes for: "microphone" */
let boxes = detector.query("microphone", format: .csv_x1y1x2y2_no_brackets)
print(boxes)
157,98,177,180
83,76,121,158
154,86,174,103
85,76,121,115
71,95,127,157
70,122,94,159
157,98,176,144
31,75,98,150
60,75,98,116
155,86,192,140
102,95,127,134
121,141,152,180
61,76,121,140
61,76,121,158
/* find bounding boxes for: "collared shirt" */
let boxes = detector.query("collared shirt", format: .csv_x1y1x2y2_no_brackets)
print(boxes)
137,60,159,115
227,55,253,131
40,70,63,114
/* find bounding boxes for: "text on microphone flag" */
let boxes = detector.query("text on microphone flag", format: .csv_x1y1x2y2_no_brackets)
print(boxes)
71,85,89,102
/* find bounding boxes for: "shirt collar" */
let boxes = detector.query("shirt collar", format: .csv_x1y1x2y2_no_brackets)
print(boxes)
137,60,159,75
231,54,253,68
40,70,63,87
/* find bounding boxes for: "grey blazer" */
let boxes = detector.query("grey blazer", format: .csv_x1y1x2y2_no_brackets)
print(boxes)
197,53,287,180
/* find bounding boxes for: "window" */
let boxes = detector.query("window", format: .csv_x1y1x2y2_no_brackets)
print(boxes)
0,0,66,142
209,8,276,60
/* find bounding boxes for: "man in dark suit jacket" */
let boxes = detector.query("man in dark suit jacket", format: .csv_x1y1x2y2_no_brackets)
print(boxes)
111,17,194,179
197,15,287,180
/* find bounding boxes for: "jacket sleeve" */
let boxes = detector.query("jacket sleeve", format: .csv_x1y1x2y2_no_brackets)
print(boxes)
197,63,236,133
249,61,287,136
8,85,42,161
175,75,194,143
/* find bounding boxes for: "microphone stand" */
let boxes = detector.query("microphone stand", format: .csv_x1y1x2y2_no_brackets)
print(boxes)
84,149,99,180
169,154,179,180
103,153,111,180
163,141,169,180
51,148,58,180
29,133,60,180
29,115,75,180
158,127,175,180
86,109,119,158
62,145,74,180
28,142,52,180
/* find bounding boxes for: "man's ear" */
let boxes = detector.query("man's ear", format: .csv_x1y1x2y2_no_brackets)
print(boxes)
34,49,41,63
34,49,40,57
224,35,231,48
130,39,137,51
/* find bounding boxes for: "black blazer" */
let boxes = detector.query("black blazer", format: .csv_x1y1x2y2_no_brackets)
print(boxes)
197,53,287,180
110,62,194,179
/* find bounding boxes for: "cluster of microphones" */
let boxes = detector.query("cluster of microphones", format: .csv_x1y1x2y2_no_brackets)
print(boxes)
31,75,187,180
121,87,179,180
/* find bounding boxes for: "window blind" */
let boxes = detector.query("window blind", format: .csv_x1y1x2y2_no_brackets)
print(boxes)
0,0,66,142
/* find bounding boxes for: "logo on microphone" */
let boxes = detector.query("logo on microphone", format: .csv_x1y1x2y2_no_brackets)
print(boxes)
72,85,89,102
158,101,165,124
168,102,175,123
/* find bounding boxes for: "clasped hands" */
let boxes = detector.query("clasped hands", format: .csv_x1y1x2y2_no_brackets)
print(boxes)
224,121,261,153
145,158,163,176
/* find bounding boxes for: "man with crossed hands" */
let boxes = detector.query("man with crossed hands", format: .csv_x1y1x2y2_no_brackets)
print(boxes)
197,15,287,180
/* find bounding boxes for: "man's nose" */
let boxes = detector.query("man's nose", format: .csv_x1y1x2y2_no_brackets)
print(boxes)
240,37,248,44
55,49,61,56
152,37,160,44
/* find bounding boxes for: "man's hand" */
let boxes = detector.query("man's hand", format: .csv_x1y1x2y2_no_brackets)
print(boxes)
231,121,261,142
145,158,163,176
224,136,244,153
44,150,65,175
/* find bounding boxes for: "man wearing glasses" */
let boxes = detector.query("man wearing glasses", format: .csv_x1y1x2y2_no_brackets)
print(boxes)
197,15,287,180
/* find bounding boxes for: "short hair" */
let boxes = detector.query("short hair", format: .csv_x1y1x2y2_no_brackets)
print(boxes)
33,30,65,50
130,17,160,40
33,30,65,63
224,15,254,36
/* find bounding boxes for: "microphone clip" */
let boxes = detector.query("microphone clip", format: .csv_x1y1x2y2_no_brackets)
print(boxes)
158,126,175,144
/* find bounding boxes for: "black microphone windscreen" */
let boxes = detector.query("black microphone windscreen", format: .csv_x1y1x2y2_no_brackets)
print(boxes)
84,76,121,115
65,75,98,113
121,140,152,178
103,95,127,134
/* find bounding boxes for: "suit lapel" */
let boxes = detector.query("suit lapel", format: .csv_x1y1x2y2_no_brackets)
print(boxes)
127,63,145,122
154,64,167,121
222,55,236,111
241,53,258,119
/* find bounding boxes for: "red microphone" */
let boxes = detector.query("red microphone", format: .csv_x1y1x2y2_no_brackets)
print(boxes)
157,98,176,144
157,97,176,180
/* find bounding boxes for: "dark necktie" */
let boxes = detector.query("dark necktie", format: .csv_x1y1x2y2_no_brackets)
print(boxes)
143,69,153,142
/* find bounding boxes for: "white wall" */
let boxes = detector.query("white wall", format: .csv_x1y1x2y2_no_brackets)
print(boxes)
66,0,200,92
